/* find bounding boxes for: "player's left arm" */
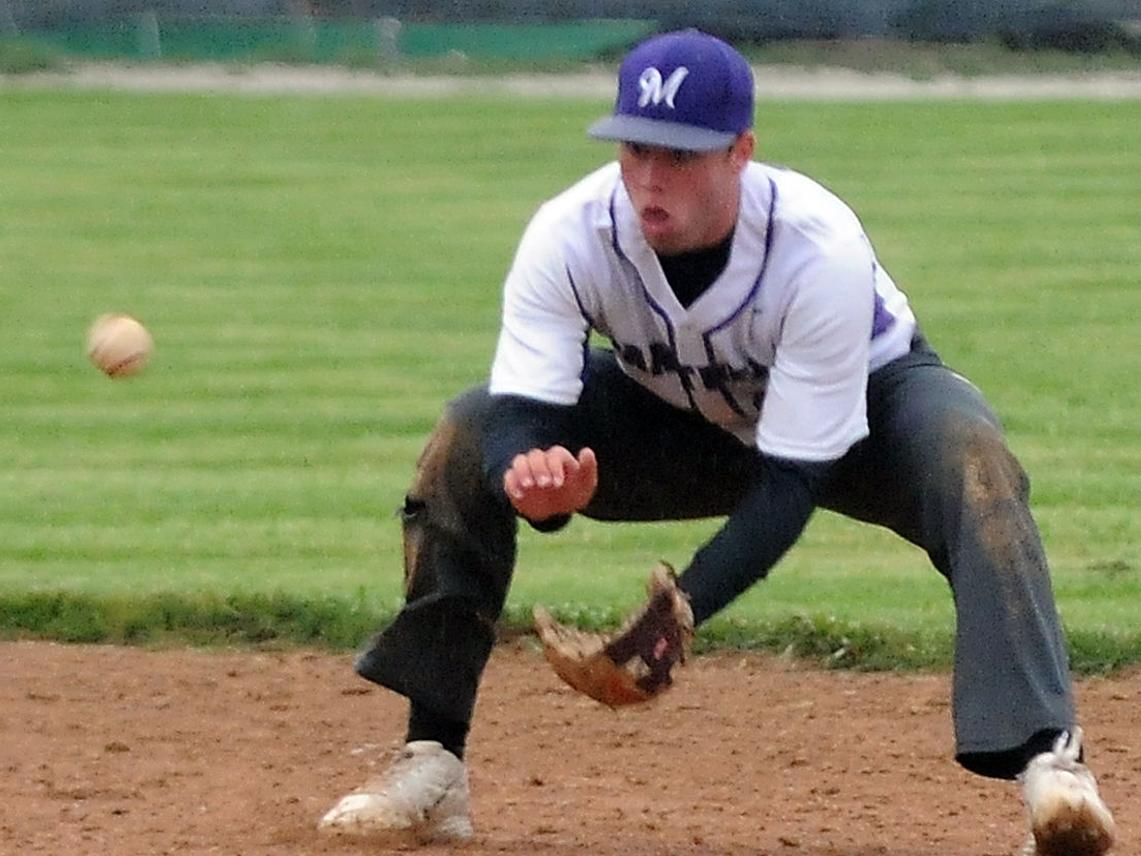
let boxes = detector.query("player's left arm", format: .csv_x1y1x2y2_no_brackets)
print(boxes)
533,238,878,704
756,234,876,462
678,235,877,623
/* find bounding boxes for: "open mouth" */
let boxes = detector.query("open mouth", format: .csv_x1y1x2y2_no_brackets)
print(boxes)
641,206,669,226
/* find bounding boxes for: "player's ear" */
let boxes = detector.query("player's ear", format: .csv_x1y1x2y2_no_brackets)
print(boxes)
730,132,755,170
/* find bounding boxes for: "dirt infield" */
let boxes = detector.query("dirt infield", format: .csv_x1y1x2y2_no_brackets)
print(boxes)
2,640,1136,855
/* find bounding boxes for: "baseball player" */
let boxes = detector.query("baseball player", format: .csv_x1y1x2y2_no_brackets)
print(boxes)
319,29,1115,855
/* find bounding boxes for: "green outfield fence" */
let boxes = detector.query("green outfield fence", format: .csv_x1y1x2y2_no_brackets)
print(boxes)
22,16,656,63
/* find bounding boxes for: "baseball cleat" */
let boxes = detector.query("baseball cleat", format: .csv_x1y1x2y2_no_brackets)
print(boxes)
318,740,473,844
1018,729,1115,856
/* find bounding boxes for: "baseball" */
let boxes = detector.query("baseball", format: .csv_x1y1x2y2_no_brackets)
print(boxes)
87,313,154,378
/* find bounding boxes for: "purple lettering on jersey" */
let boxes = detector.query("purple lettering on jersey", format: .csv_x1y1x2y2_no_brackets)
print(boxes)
696,345,769,418
617,342,647,370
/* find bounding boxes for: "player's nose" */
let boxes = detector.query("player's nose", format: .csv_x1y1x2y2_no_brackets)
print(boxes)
636,152,670,191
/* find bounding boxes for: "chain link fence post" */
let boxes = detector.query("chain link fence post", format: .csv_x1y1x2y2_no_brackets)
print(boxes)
376,16,401,63
294,13,316,61
137,9,161,60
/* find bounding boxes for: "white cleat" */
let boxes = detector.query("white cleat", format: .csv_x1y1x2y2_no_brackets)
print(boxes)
319,740,473,844
1019,729,1115,856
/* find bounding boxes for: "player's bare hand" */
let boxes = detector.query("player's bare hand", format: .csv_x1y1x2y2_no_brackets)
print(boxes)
504,446,598,522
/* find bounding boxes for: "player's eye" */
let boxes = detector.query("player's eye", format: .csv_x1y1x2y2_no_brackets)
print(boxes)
623,143,700,167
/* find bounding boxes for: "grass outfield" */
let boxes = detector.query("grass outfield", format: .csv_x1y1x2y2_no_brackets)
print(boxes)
0,91,1137,669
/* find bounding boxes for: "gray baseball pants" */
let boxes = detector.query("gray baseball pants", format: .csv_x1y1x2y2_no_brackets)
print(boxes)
355,338,1075,779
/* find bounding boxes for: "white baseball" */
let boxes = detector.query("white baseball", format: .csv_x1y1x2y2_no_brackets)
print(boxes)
87,313,154,378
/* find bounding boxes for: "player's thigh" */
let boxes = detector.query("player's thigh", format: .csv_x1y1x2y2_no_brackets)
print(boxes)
820,361,1009,549
572,350,757,522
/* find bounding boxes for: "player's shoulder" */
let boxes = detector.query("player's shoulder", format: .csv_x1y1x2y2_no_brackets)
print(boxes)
745,162,864,246
512,163,618,269
530,162,620,231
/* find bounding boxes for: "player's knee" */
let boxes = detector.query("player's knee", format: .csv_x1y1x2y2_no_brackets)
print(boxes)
919,412,1049,588
402,386,494,595
928,413,1029,510
408,386,492,501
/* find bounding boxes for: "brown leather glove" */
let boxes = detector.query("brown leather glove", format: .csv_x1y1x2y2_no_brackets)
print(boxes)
533,563,694,708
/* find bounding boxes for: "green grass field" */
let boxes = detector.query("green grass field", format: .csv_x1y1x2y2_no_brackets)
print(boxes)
0,90,1137,669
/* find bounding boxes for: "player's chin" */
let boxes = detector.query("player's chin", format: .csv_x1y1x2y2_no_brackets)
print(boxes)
640,220,681,253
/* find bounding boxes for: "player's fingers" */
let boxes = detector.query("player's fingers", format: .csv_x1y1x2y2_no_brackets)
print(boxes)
565,447,597,488
569,447,598,507
525,448,556,488
503,466,525,500
545,446,578,488
576,447,598,483
506,452,534,493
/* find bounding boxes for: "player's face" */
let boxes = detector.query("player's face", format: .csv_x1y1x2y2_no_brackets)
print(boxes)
618,132,754,255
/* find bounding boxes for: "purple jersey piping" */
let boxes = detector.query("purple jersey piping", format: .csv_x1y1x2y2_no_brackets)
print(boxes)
608,189,699,411
565,266,597,383
700,176,778,416
705,176,779,336
869,259,896,339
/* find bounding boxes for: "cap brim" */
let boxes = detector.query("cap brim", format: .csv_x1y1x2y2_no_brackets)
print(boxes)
588,115,737,152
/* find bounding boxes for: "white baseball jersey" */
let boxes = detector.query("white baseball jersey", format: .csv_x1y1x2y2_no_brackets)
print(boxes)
489,161,917,462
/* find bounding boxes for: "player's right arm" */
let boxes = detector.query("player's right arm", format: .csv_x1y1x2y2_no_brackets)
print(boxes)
483,203,597,527
503,445,598,522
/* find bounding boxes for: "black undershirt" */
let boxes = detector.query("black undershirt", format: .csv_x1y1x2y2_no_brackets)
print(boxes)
657,227,734,307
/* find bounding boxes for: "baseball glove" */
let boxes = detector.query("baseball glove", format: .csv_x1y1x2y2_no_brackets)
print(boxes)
533,563,694,708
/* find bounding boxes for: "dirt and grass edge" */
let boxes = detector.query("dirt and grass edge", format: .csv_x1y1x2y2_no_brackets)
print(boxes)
1,589,1136,675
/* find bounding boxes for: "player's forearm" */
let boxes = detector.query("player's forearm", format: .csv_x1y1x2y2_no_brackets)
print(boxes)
679,455,826,625
482,394,577,531
483,395,572,482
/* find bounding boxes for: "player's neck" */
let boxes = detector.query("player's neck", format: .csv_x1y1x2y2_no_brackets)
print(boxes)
656,226,735,309
685,193,741,255
659,221,736,260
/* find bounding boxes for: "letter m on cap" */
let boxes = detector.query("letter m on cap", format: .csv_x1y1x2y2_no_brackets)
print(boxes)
637,66,689,109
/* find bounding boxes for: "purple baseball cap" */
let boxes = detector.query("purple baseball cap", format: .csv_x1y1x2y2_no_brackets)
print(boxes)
589,29,755,152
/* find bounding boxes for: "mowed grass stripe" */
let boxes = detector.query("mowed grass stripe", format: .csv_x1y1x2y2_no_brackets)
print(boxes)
0,92,1137,665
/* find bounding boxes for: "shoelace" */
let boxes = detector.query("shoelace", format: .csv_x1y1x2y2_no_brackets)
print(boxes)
1016,728,1087,856
1017,728,1084,786
1047,728,1083,770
